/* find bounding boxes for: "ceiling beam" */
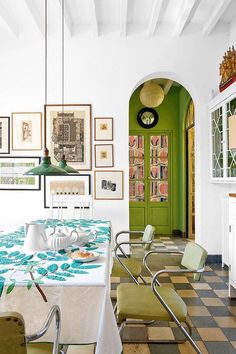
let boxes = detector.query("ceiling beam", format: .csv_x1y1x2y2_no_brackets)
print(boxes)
0,0,18,38
173,0,200,36
53,0,73,36
25,0,44,36
163,80,174,95
120,0,128,37
147,0,164,36
203,0,231,35
89,0,99,36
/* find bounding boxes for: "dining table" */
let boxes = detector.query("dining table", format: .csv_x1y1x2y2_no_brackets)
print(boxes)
0,219,122,354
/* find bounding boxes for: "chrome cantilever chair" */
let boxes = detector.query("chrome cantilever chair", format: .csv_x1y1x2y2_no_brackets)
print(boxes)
112,225,155,284
116,242,208,354
0,305,65,354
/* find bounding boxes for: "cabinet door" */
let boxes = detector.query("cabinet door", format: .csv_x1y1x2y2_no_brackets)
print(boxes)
226,97,236,178
211,107,224,178
222,197,229,266
229,199,236,297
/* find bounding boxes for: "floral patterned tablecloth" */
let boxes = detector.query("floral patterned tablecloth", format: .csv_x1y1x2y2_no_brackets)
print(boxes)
0,219,122,354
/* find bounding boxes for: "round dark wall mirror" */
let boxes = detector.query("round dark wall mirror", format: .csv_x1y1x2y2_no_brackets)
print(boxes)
137,108,159,129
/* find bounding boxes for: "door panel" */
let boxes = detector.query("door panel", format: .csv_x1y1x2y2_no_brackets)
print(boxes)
130,207,146,227
150,207,169,226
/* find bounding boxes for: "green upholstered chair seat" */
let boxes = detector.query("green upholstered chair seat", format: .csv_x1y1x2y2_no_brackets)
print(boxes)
0,308,61,354
27,343,53,354
112,258,142,278
117,283,187,323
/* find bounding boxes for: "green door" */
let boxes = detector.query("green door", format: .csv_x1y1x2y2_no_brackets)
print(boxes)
129,132,171,234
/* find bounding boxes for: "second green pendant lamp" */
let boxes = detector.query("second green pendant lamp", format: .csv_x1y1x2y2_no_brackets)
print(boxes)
26,0,78,176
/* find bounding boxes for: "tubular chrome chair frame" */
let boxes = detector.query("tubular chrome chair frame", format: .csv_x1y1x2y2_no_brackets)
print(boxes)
26,305,64,354
118,250,205,354
114,230,153,285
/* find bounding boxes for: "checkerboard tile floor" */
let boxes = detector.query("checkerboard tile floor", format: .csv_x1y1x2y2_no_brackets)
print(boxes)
112,237,236,354
67,237,236,354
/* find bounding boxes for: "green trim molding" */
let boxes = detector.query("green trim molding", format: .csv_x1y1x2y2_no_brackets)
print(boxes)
129,84,191,234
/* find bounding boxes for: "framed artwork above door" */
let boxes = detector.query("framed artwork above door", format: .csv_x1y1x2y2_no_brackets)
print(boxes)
129,131,171,234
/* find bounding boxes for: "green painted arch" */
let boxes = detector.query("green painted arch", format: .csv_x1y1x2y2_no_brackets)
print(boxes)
129,81,192,234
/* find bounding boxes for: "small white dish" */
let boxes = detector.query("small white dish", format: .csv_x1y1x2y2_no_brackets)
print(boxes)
68,251,100,263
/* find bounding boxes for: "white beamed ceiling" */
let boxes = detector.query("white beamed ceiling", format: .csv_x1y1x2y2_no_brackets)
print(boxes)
0,0,235,38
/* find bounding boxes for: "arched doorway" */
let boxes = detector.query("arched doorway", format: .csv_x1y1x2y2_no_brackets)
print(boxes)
129,77,194,237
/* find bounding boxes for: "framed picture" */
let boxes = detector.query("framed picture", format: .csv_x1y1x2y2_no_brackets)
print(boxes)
94,144,114,168
0,117,10,154
12,112,42,151
45,104,92,170
0,157,41,190
94,170,123,200
44,174,91,208
94,117,113,141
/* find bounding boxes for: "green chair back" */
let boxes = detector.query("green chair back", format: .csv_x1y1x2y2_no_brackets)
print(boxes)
181,242,208,280
0,312,27,354
142,225,155,250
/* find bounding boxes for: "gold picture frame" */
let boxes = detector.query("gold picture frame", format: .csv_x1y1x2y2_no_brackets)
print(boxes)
45,104,92,170
94,117,113,141
12,112,42,151
94,170,123,200
94,144,114,168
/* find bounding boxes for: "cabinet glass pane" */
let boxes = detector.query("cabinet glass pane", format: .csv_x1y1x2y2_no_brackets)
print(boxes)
129,135,145,201
211,107,223,177
226,98,236,177
150,135,168,202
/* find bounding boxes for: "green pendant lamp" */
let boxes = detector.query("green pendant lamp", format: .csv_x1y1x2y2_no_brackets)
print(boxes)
25,148,68,175
25,1,67,177
59,154,78,173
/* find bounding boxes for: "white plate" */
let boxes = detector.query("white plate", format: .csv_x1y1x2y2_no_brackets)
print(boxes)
68,251,100,263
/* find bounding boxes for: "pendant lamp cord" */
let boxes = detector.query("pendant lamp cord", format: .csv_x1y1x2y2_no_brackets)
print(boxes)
44,0,48,150
45,0,47,107
62,0,65,118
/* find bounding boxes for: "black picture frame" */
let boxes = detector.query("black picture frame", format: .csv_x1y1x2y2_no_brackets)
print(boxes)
0,117,10,154
0,156,41,190
44,174,91,208
137,108,159,129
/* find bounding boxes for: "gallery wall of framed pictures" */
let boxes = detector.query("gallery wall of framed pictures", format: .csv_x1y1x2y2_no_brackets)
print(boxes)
93,117,124,200
0,106,124,201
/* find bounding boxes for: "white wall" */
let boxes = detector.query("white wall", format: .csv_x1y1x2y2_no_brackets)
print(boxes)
229,22,236,46
0,29,233,254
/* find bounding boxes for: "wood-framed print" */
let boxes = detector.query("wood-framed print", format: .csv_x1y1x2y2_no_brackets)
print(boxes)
12,112,42,151
0,117,10,154
45,104,92,170
94,144,114,168
0,157,41,190
94,117,113,141
94,170,123,200
44,174,91,208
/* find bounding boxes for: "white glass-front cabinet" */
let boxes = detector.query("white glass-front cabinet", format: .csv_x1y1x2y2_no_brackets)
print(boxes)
210,82,236,182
